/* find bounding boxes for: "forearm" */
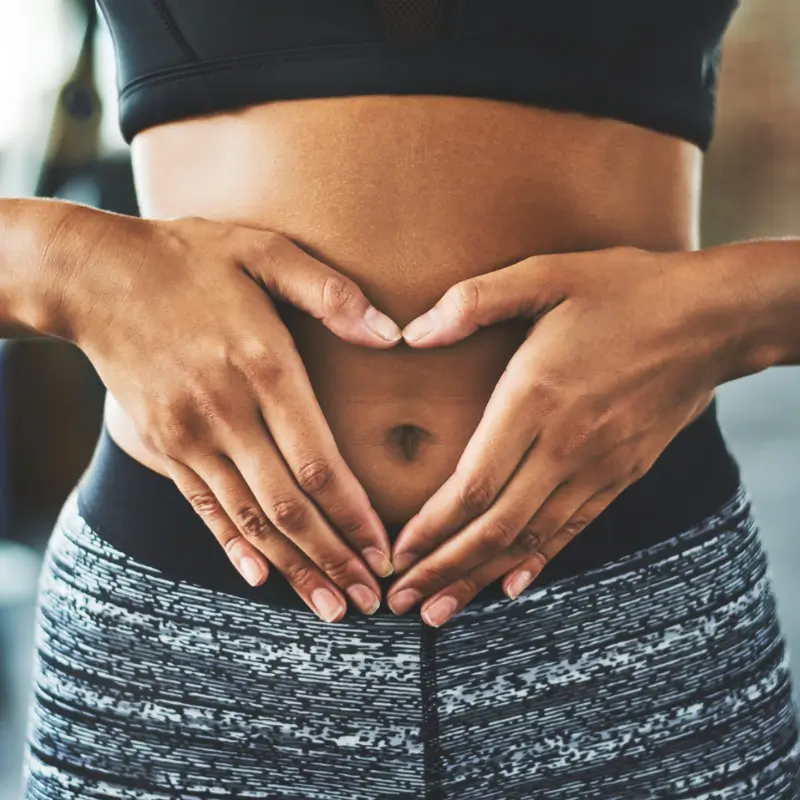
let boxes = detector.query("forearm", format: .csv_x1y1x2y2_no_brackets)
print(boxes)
702,238,800,380
0,196,98,340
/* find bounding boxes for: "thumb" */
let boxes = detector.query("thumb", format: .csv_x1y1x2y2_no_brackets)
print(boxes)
401,255,565,347
242,229,402,348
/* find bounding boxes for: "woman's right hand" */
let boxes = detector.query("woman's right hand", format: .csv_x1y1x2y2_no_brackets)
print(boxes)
51,205,402,622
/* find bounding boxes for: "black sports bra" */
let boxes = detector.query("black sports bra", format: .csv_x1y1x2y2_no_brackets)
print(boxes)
96,0,740,150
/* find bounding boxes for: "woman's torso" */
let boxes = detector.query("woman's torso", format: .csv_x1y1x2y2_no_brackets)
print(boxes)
106,93,701,526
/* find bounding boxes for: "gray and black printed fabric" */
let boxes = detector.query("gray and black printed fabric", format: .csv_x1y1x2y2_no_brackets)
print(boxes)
21,487,800,799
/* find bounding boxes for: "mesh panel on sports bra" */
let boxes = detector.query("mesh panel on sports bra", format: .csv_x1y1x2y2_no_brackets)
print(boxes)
373,0,448,41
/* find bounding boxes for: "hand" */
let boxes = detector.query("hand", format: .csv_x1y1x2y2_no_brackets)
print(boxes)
58,206,403,622
386,246,740,625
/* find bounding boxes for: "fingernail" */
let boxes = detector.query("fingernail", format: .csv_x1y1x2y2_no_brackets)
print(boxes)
347,583,380,615
393,552,418,574
422,595,458,627
506,570,533,600
402,310,438,343
362,547,394,577
238,556,265,587
311,587,345,622
388,588,421,615
363,305,402,342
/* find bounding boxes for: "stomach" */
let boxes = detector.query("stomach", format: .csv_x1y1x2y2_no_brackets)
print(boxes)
105,93,702,526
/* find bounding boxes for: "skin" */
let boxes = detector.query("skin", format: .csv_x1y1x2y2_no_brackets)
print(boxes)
387,236,800,625
6,97,799,626
92,94,705,620
23,204,400,621
387,246,731,621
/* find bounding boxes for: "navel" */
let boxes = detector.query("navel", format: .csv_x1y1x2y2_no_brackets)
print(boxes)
384,424,433,462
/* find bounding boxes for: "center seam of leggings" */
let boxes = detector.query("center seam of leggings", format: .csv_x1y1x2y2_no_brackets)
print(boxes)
421,624,442,799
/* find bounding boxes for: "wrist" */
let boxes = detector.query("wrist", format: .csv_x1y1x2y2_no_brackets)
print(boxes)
9,199,149,343
658,246,754,389
699,240,800,381
1,198,100,340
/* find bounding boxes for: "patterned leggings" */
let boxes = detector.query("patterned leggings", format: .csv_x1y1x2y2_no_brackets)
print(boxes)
21,486,800,799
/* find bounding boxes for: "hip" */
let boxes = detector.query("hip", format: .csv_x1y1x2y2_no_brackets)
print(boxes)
23,481,800,798
101,309,529,526
79,397,742,609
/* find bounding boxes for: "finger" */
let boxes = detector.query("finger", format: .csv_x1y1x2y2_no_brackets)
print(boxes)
238,228,402,347
502,485,621,599
162,456,270,588
401,254,566,347
243,329,393,578
393,309,631,577
169,453,351,623
220,414,383,616
392,340,547,573
388,469,577,615
417,524,546,627
418,483,622,627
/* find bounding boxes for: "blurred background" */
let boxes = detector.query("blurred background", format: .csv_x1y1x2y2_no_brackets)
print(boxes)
0,0,798,796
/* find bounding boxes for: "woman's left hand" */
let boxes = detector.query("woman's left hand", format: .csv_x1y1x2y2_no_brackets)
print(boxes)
386,245,745,626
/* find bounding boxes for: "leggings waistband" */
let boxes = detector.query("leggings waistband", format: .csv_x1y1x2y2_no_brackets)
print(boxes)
29,485,800,798
75,397,741,610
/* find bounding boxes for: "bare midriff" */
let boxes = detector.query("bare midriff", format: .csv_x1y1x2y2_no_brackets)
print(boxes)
105,94,702,525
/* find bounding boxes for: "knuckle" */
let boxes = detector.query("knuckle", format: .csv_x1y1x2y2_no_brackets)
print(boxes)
162,417,199,453
147,384,182,414
330,512,368,539
138,404,186,452
628,460,651,483
285,561,317,590
268,496,309,533
232,338,274,374
477,517,519,554
558,518,587,544
601,449,643,486
235,505,273,540
515,522,542,554
422,562,453,586
469,531,498,562
190,387,227,424
320,275,357,318
295,458,335,495
249,230,284,270
601,452,629,478
148,399,215,455
187,490,223,521
551,420,598,461
567,516,590,534
315,553,353,582
528,379,562,418
238,336,272,361
447,280,480,322
248,355,287,389
457,473,496,517
136,423,159,453
457,573,480,598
